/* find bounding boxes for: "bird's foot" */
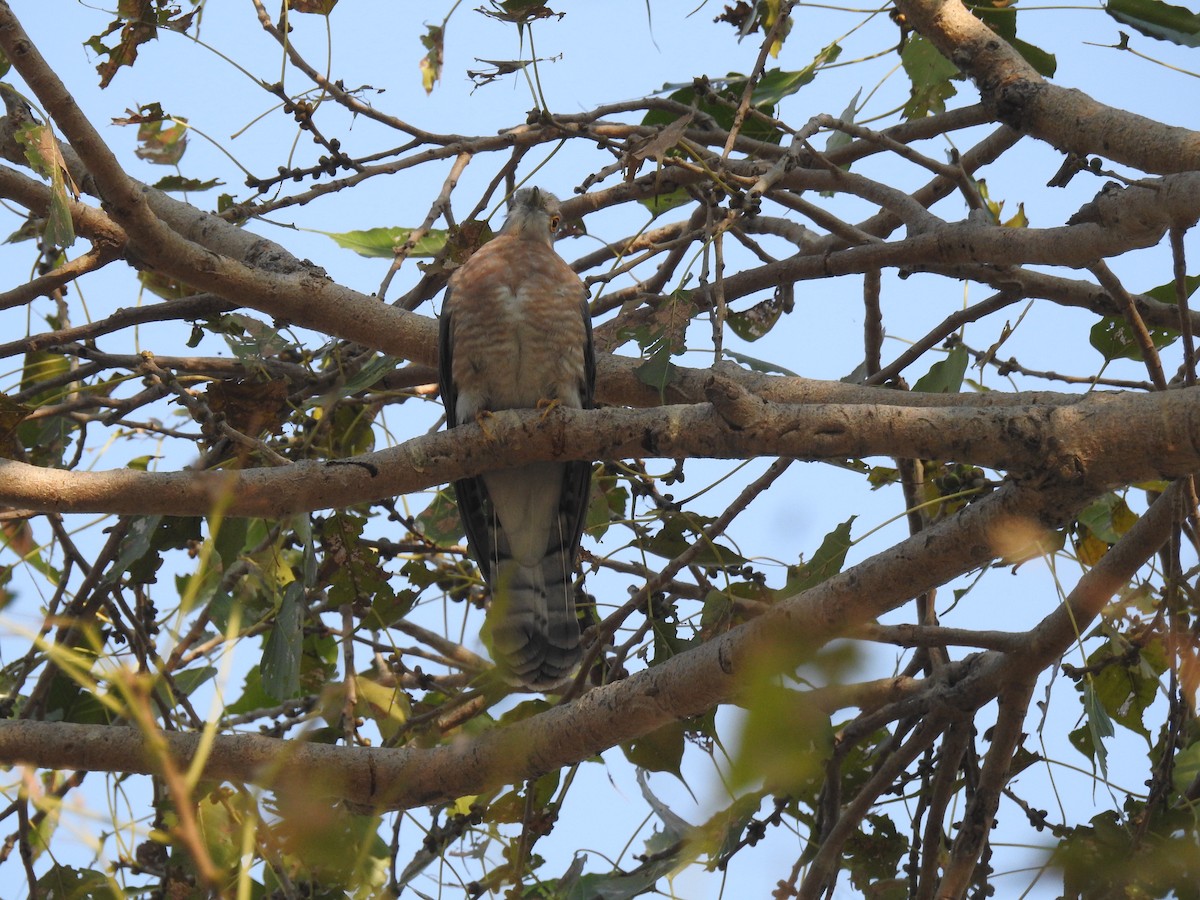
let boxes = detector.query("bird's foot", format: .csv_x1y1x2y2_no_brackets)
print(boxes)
474,409,497,441
536,398,561,420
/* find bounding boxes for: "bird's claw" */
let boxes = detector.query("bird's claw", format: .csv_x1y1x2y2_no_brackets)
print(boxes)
474,409,497,441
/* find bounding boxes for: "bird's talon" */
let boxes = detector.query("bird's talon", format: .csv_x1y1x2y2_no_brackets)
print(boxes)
537,398,561,420
475,409,497,441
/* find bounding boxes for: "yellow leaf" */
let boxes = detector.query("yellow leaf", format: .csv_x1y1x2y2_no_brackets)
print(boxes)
1003,202,1028,228
355,678,410,742
1077,532,1109,567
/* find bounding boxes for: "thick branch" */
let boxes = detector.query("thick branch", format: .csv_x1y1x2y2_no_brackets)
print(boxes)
0,388,1197,517
0,481,1090,810
894,0,1200,174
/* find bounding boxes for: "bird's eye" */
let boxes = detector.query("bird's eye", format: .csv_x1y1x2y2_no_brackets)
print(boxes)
549,214,561,232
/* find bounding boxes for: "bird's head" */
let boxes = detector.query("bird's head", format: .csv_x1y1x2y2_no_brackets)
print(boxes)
500,187,563,244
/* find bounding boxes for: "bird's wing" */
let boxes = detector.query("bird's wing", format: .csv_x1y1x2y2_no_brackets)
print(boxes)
438,293,497,583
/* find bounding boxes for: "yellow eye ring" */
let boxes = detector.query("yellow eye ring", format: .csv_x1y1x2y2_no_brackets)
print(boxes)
549,214,562,232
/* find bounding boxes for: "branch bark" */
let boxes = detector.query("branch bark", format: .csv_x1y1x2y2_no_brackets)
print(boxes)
894,0,1200,174
0,387,1196,517
0,480,1093,810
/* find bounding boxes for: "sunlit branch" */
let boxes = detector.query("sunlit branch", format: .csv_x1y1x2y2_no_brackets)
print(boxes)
1,387,1197,517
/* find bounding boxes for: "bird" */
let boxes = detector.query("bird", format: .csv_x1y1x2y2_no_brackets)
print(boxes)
437,187,595,690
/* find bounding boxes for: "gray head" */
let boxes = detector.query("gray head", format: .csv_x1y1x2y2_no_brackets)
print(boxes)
500,187,562,243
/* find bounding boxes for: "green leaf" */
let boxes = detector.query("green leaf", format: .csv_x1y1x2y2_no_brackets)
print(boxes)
1173,741,1200,794
43,668,111,726
727,289,790,342
35,865,120,900
1106,0,1200,46
731,683,832,792
694,792,765,865
901,36,959,119
295,513,317,587
639,187,691,217
644,73,785,145
366,588,415,630
1084,637,1165,740
750,44,841,106
212,515,250,572
138,269,196,301
154,666,216,708
224,665,274,715
845,813,907,892
170,665,217,697
1082,681,1114,778
638,769,693,842
290,0,339,13
339,354,398,397
784,518,854,596
261,581,304,700
14,123,76,248
217,313,291,361
1145,272,1200,306
415,489,465,546
721,349,798,376
867,466,899,489
1089,316,1180,362
480,0,560,27
356,678,411,742
634,342,681,398
322,226,448,259
1068,721,1096,761
621,719,686,776
21,345,72,405
1078,493,1139,544
101,515,161,589
328,548,394,609
970,5,1058,76
825,89,861,158
585,472,627,541
151,174,222,192
913,345,969,393
1097,276,1200,361
643,512,749,568
561,857,672,900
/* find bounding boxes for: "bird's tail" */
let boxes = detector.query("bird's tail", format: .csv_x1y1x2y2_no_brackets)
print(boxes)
488,552,581,689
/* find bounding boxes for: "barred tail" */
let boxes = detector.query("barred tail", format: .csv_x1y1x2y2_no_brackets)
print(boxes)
489,551,581,689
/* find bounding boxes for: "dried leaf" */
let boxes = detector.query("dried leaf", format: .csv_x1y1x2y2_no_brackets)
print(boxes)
134,117,188,165
632,111,693,165
85,2,196,88
419,24,443,94
290,0,339,13
467,58,532,89
479,1,563,27
206,379,290,438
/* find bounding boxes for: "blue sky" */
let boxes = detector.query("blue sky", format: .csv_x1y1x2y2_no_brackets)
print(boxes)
0,2,1197,896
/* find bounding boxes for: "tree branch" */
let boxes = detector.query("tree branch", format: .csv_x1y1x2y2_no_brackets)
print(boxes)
0,387,1196,517
894,0,1200,175
0,480,1089,810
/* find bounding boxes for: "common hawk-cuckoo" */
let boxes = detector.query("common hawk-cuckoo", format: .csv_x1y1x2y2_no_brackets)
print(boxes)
438,187,595,689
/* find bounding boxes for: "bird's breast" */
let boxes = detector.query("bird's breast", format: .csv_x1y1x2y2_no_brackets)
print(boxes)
449,246,588,413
